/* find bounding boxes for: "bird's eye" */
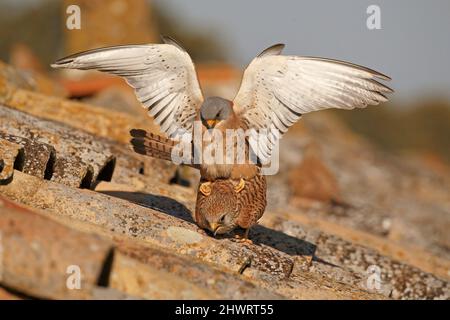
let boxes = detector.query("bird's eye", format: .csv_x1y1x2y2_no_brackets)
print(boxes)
219,215,226,223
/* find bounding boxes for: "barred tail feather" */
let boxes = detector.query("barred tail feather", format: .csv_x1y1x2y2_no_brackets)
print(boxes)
130,129,197,168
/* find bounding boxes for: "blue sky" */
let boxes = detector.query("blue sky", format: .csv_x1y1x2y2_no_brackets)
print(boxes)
4,0,450,101
154,0,450,101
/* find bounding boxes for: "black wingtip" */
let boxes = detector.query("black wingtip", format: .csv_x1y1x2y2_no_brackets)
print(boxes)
368,68,391,81
257,43,285,57
50,57,74,68
305,56,393,82
160,35,187,52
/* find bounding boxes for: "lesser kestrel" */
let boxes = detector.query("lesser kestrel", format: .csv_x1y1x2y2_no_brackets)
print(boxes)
52,36,392,240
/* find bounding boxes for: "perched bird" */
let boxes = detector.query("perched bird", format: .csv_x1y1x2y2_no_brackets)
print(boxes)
52,36,392,240
194,173,267,239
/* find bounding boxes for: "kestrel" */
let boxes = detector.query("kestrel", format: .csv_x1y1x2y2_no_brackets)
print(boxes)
52,36,392,240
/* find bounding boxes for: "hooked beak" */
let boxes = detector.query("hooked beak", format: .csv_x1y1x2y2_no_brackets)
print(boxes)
206,119,219,129
210,222,220,236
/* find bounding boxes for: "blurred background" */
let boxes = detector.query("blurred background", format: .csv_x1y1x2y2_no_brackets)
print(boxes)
0,1,449,299
0,0,449,166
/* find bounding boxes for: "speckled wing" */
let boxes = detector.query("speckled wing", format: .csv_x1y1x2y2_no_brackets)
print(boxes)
233,44,393,163
51,37,203,137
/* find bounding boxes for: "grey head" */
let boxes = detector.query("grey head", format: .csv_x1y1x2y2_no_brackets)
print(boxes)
200,96,233,129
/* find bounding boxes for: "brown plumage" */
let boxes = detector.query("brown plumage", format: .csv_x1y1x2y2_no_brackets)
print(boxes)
195,172,267,236
51,36,392,240
130,129,197,168
196,103,259,181
130,127,266,238
130,97,264,238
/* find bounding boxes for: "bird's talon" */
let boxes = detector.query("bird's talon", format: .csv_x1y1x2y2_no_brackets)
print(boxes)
234,178,245,193
238,238,253,245
233,229,253,244
199,181,212,196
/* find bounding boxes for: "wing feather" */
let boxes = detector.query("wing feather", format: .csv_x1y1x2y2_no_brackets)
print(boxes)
51,41,203,136
233,48,393,163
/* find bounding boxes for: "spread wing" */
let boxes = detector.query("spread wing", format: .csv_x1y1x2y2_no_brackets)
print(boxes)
233,44,393,163
51,36,203,137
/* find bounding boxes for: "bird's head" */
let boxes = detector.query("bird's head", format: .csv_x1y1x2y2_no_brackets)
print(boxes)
195,179,245,235
200,96,233,129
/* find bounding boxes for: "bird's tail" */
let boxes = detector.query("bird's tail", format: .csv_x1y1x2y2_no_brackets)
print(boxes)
130,129,197,168
130,129,176,162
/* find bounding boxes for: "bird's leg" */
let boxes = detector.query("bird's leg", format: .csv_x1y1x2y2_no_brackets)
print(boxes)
234,227,253,244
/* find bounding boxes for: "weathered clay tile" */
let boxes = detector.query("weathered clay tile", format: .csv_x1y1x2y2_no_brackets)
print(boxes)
0,172,396,299
0,196,113,299
0,139,22,184
0,104,176,188
0,72,448,300
0,133,55,179
0,87,160,144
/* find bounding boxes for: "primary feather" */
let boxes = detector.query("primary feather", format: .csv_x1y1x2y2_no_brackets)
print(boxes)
233,45,393,163
51,40,204,137
52,40,392,164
